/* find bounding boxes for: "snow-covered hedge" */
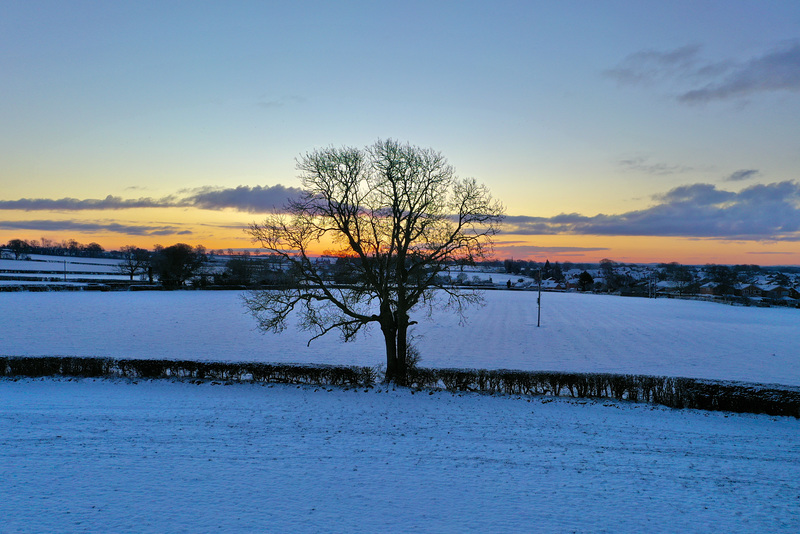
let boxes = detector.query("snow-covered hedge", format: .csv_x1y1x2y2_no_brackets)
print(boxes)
2,356,798,417
407,367,800,418
0,356,375,387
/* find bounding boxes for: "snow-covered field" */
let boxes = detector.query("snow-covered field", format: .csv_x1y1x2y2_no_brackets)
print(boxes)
1,378,798,532
3,290,799,532
2,290,798,386
0,255,132,285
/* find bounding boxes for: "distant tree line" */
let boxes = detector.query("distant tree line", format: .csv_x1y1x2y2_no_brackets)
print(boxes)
1,238,212,289
502,258,570,281
3,237,105,259
1,237,315,289
209,251,294,288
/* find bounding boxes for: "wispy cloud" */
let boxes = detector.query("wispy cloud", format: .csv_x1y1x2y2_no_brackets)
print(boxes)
619,157,694,176
725,169,760,182
0,185,302,213
493,243,609,257
605,45,703,86
505,181,800,241
607,42,800,104
0,219,190,236
256,95,306,108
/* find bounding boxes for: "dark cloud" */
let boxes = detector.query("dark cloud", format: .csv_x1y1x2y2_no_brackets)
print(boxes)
502,215,566,235
6,182,799,242
0,185,302,213
725,169,760,182
0,195,179,211
607,42,800,104
652,183,735,205
505,181,800,241
187,185,302,213
679,43,800,103
0,219,189,236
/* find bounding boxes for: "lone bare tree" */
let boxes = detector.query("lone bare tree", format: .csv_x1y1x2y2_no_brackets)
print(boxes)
244,139,504,384
115,245,151,281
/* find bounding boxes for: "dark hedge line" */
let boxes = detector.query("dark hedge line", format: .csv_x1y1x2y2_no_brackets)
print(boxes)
2,356,798,417
407,368,800,418
0,356,375,387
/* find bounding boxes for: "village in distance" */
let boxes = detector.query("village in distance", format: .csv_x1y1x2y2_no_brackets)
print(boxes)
2,237,799,307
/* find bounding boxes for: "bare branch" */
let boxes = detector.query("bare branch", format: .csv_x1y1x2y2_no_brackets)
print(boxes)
244,139,505,383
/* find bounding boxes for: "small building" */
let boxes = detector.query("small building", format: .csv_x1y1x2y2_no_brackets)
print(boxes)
738,284,763,298
698,282,717,295
763,285,791,299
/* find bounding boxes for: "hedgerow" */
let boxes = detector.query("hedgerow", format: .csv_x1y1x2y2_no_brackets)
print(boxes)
1,356,797,417
406,367,800,418
0,356,375,388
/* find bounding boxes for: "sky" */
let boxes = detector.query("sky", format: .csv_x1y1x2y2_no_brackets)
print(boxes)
1,0,799,265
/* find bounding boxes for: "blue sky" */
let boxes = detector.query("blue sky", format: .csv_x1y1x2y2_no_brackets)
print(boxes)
2,1,799,263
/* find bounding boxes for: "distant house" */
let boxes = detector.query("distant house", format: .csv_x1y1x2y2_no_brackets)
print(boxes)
540,278,569,292
763,285,791,300
698,282,717,296
738,284,763,298
656,280,680,294
620,284,649,297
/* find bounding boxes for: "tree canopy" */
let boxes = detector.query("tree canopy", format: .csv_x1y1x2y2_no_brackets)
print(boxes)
244,139,504,384
151,243,207,289
115,245,151,281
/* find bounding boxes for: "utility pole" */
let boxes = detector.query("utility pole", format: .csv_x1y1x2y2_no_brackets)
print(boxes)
537,268,542,327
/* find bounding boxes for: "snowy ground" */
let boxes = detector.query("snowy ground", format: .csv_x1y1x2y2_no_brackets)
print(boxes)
2,290,798,386
0,255,123,271
3,291,799,532
1,378,798,533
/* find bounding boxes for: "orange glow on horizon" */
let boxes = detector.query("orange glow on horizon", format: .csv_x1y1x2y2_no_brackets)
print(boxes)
4,224,800,266
491,234,800,266
2,207,799,265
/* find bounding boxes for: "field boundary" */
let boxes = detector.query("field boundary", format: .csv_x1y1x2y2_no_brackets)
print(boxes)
0,356,375,388
2,355,798,418
407,367,800,418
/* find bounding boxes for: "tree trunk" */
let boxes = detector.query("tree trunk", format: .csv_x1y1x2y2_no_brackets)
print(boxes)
395,314,409,386
381,322,399,384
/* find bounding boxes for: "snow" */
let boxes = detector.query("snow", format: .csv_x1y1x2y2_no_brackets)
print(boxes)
1,378,798,532
0,273,129,282
0,256,122,273
2,290,798,386
2,290,800,531
0,256,132,285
